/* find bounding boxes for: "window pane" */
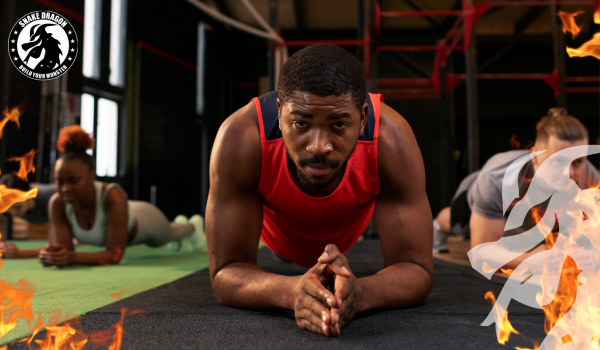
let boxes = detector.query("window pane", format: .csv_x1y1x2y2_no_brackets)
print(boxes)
109,0,127,86
96,98,118,177
83,0,102,78
80,93,95,156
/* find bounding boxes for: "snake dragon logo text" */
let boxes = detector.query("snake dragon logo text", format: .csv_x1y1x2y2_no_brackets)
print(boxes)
7,11,78,81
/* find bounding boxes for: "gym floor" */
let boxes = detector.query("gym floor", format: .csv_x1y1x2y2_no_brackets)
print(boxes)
8,241,547,349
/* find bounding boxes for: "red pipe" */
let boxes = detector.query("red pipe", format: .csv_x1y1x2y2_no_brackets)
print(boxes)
476,73,550,79
275,39,368,47
138,42,197,71
32,0,84,23
477,0,599,6
566,87,600,93
378,45,463,51
378,89,439,99
566,76,600,82
377,78,432,86
380,10,464,17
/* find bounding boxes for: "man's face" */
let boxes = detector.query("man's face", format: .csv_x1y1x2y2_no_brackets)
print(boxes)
278,91,367,189
531,135,588,188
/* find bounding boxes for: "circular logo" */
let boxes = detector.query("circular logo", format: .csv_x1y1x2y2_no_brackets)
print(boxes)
7,11,78,81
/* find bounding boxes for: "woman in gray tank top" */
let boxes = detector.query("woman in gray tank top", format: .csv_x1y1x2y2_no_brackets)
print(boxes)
39,126,205,267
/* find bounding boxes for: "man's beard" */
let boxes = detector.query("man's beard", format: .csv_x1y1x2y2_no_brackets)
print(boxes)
284,141,356,190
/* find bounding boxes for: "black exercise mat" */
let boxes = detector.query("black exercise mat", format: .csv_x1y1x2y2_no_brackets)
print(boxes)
8,241,547,349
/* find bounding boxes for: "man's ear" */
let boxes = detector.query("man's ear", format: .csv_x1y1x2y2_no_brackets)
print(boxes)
359,102,369,137
530,145,539,167
277,98,281,129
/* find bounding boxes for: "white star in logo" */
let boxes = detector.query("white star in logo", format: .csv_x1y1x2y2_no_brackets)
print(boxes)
68,57,72,61
11,48,15,52
13,30,18,34
71,48,74,52
11,40,15,43
68,31,72,34
13,57,18,61
70,39,74,43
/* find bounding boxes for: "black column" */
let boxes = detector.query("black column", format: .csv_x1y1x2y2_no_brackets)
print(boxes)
267,0,278,91
551,4,567,108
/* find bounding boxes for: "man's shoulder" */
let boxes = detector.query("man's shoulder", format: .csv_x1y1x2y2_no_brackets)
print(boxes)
211,100,262,192
377,102,414,149
467,150,529,212
376,102,425,195
479,150,529,176
219,100,261,141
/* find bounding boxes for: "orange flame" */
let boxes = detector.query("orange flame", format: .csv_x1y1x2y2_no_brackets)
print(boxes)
25,307,143,350
0,185,37,213
515,341,539,350
0,278,35,339
541,255,581,334
557,10,585,39
0,100,25,139
484,291,520,345
567,32,600,60
110,286,141,299
595,9,600,24
7,149,37,181
499,268,514,275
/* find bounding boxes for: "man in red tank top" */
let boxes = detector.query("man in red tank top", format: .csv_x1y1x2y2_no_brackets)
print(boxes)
207,44,433,337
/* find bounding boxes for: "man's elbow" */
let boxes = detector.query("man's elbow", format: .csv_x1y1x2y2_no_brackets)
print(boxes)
211,268,236,307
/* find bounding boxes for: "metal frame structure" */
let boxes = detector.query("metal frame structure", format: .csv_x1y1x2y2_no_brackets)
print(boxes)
374,0,600,100
372,0,600,204
273,27,372,78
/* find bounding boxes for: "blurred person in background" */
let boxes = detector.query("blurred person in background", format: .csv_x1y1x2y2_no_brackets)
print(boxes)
432,108,599,269
0,172,55,258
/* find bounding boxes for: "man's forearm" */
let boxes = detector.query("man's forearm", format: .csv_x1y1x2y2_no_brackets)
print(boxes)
356,261,431,313
212,262,301,310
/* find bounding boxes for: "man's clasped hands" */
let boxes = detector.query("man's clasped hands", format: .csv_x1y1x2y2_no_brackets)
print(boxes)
292,244,362,337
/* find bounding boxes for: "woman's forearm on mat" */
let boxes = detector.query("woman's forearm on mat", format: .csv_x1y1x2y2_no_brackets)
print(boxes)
68,251,122,265
212,262,300,310
19,248,44,258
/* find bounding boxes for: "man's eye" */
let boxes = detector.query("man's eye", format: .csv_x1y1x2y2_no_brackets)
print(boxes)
332,123,346,130
294,121,307,128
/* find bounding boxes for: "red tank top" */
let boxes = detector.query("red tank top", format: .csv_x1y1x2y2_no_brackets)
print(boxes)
253,92,382,268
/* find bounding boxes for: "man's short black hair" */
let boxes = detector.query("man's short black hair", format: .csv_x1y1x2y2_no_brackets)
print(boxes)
277,44,367,111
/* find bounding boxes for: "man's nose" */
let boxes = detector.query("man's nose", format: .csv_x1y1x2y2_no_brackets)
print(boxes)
306,130,333,156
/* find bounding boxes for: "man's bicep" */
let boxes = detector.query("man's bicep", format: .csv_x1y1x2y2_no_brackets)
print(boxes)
206,186,263,274
375,103,433,275
206,101,263,281
374,196,432,273
469,211,505,248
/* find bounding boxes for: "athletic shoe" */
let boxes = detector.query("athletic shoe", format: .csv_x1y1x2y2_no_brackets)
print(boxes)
169,215,188,251
432,218,449,253
188,214,206,252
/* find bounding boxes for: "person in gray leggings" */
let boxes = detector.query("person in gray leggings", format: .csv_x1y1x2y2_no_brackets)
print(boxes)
39,125,205,267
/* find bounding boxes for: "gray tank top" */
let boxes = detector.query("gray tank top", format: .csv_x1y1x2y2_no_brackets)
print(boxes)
65,181,135,246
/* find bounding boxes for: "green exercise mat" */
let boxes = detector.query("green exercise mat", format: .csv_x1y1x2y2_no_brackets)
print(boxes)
0,240,209,345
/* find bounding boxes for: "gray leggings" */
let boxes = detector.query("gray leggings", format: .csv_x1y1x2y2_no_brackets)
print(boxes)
128,201,192,247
